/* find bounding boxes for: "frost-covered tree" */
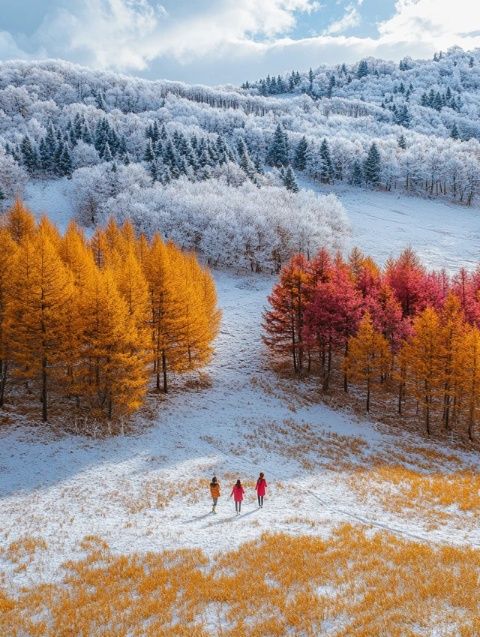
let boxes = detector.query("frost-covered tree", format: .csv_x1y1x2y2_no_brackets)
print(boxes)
357,60,369,79
319,139,334,183
266,124,289,167
283,166,299,192
364,143,381,186
293,136,308,171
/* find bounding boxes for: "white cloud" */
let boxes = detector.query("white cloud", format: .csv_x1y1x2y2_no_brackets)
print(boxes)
0,30,31,60
323,4,360,36
29,0,321,71
1,0,480,84
378,0,480,49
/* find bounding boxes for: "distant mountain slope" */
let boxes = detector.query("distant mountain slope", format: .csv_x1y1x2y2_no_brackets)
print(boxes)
243,47,480,141
0,50,479,230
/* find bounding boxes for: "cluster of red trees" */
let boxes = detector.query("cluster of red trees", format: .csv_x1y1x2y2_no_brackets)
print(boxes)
263,247,480,442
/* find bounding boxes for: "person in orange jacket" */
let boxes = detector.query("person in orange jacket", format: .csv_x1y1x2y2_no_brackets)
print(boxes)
230,479,245,515
210,476,220,513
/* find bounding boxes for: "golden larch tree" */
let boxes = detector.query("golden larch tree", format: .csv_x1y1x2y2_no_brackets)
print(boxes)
438,294,466,430
2,198,36,243
144,236,182,392
402,307,446,435
78,268,149,420
0,229,18,406
458,326,480,441
7,227,75,421
345,312,391,412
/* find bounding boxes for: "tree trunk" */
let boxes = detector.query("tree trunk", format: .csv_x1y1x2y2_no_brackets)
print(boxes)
162,350,168,393
322,340,332,391
42,356,48,422
156,356,161,391
343,341,349,393
0,360,7,408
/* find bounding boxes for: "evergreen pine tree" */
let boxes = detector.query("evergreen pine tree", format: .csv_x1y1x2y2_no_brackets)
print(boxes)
144,139,155,162
434,92,443,111
364,143,381,186
53,140,64,175
351,159,363,186
398,134,407,149
266,124,289,167
327,75,336,98
395,104,411,128
20,136,37,174
293,136,308,171
102,142,113,163
357,60,369,78
59,145,73,177
82,123,93,145
44,123,57,172
283,166,299,192
451,123,459,140
73,113,83,141
239,148,256,180
319,138,333,183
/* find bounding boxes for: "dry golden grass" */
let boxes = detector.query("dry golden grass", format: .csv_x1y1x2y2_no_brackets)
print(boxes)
349,465,480,528
244,414,480,530
245,418,369,471
2,536,48,574
2,524,480,636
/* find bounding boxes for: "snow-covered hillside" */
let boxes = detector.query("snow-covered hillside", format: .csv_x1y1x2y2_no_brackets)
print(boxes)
2,188,480,593
1,49,480,243
2,267,479,592
314,182,480,271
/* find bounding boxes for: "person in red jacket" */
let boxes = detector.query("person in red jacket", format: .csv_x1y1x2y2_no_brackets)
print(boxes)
230,479,245,515
255,472,267,508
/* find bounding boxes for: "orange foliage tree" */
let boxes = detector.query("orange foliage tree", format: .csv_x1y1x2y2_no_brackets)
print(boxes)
0,202,220,425
345,312,391,411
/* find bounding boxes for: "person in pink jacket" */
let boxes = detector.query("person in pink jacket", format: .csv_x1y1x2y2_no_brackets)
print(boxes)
255,472,267,508
230,479,245,515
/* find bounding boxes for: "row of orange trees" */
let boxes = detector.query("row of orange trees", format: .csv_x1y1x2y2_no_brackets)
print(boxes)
263,248,480,441
0,200,220,422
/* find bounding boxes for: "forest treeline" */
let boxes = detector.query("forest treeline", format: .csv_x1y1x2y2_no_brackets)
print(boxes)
264,248,480,442
0,201,220,424
2,53,480,213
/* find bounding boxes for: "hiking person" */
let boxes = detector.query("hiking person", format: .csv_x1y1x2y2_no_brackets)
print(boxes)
256,472,267,508
210,476,220,513
230,479,245,515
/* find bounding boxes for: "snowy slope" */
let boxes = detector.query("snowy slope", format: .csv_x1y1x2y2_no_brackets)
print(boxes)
24,178,73,233
2,182,480,592
296,177,480,272
1,266,479,593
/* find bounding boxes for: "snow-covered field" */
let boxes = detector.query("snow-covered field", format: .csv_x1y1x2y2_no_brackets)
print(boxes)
339,186,480,271
299,178,480,272
2,182,480,593
24,178,73,233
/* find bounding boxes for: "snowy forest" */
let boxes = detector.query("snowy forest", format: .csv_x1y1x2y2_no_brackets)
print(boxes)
0,49,480,269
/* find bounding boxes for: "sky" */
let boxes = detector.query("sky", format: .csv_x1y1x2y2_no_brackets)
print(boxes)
1,0,480,85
